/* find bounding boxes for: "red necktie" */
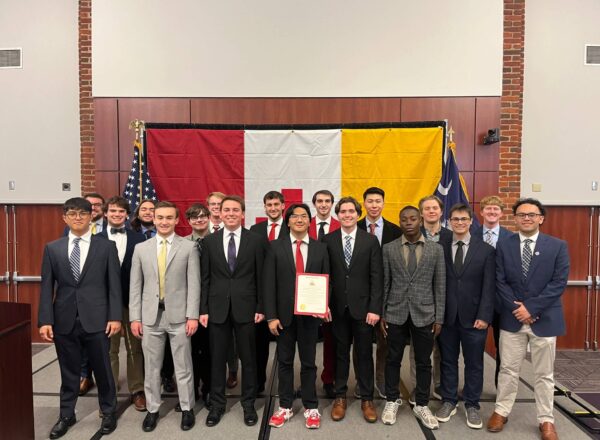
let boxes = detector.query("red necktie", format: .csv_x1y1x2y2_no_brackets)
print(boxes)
369,223,376,235
295,240,304,274
268,223,278,241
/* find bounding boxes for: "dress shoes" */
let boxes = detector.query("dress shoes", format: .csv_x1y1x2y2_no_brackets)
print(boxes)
331,397,347,421
79,377,94,396
131,391,147,412
323,383,335,399
540,422,559,440
226,371,238,389
100,413,117,435
486,411,508,432
206,407,225,427
361,400,378,423
181,410,195,431
49,415,76,439
142,412,159,432
244,407,259,426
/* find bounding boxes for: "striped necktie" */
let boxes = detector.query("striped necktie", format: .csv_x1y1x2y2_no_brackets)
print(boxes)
522,238,533,277
485,230,495,247
343,235,352,267
70,238,81,282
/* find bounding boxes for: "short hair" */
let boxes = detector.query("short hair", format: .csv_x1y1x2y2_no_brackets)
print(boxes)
284,203,312,225
103,196,131,215
449,203,473,219
312,190,334,205
263,191,284,204
418,195,444,212
221,195,246,212
83,192,105,203
335,196,362,217
206,191,226,203
185,203,210,219
362,187,385,201
400,205,420,217
63,197,92,214
154,200,179,218
480,195,505,211
512,198,546,216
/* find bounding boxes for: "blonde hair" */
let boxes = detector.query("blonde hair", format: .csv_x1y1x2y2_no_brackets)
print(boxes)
479,195,505,210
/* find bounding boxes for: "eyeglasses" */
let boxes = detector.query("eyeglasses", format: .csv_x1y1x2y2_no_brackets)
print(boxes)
449,217,471,223
289,214,309,220
65,211,91,219
189,215,208,222
515,212,541,220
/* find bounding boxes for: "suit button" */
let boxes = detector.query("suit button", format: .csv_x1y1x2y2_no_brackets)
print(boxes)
345,275,349,279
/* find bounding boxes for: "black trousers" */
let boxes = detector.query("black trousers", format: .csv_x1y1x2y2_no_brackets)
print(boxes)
255,320,270,392
332,308,375,400
54,318,116,417
191,324,211,396
209,315,257,410
277,315,320,409
385,315,434,406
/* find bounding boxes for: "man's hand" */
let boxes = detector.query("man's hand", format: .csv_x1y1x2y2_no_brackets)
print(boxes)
268,319,283,336
186,319,199,337
255,313,265,324
131,321,143,339
39,325,54,342
432,323,442,337
106,321,121,337
513,301,532,322
380,318,388,338
199,314,209,328
473,319,489,330
366,313,380,326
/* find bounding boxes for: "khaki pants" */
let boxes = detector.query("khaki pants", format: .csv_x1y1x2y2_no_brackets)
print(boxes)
109,307,144,394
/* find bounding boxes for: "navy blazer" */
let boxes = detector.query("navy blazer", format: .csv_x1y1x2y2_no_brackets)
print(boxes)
357,217,402,246
442,237,496,327
470,224,513,246
496,232,570,337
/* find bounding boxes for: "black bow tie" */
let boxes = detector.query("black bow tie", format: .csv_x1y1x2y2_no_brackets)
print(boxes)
111,227,126,234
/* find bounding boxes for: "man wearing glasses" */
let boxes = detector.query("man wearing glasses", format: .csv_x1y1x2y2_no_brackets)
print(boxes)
487,198,569,440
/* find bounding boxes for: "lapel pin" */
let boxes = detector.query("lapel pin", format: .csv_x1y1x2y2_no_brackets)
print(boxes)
535,251,540,256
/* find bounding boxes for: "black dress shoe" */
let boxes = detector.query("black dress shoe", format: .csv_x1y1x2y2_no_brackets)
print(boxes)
49,416,76,439
205,408,224,427
181,410,195,431
100,413,117,435
243,407,258,426
142,412,159,432
323,383,335,399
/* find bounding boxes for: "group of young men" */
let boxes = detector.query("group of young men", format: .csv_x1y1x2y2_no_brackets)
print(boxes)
39,187,568,440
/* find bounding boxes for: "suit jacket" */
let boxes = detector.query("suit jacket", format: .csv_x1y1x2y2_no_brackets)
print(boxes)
470,224,513,246
99,228,145,307
250,219,289,242
358,217,402,246
382,237,446,327
308,217,341,240
201,228,267,324
323,228,383,320
420,225,453,246
496,232,570,337
442,236,496,327
38,234,122,334
129,235,200,326
264,236,330,327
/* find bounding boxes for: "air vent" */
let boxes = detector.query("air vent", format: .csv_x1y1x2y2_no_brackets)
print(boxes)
585,45,600,65
0,48,22,68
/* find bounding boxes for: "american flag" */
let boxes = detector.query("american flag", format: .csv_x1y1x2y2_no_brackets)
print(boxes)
122,139,158,210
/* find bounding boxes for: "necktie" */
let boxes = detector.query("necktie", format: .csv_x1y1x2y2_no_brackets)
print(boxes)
158,239,167,301
111,227,125,234
485,230,495,247
406,242,417,276
268,223,278,241
318,221,327,240
91,223,97,235
522,238,533,277
369,223,377,235
70,237,81,282
454,241,464,273
295,240,304,273
227,232,237,272
213,225,220,233
196,237,203,254
343,235,352,268
144,229,154,239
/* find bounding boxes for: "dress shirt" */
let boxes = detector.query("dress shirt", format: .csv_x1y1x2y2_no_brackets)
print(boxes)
482,224,500,248
315,215,334,235
107,223,127,265
68,230,92,273
424,224,442,242
451,233,471,264
365,217,384,245
290,233,309,271
209,220,224,233
156,233,175,259
341,227,358,256
268,217,284,239
92,219,104,234
401,234,425,265
141,225,156,238
519,231,539,257
223,226,242,262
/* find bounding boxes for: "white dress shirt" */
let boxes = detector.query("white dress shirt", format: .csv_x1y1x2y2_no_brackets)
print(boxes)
365,217,383,245
68,230,92,273
223,226,242,262
156,233,175,259
107,224,127,265
315,215,333,235
290,233,309,271
341,226,358,256
268,217,284,239
519,231,539,256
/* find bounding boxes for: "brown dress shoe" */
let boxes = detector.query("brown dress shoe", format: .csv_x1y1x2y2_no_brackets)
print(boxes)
132,391,147,412
331,397,347,421
539,422,559,440
79,377,94,396
486,411,508,432
361,400,378,423
226,372,238,389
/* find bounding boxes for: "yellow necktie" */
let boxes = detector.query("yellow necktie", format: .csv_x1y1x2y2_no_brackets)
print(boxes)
91,223,97,235
158,239,167,301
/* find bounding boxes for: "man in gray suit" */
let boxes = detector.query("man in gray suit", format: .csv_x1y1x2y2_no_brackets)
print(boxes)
380,205,445,430
130,201,201,432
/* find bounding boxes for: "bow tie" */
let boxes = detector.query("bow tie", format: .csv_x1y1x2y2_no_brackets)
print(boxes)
111,227,126,234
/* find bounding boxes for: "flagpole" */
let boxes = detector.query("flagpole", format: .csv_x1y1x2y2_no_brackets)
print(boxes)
129,119,145,207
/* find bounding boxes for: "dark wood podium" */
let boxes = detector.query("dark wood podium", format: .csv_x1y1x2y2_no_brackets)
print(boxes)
0,302,34,440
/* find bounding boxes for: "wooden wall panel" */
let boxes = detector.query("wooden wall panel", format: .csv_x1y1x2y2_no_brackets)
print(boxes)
95,171,120,199
474,97,501,172
94,98,119,171
460,171,474,203
0,206,9,302
474,171,499,201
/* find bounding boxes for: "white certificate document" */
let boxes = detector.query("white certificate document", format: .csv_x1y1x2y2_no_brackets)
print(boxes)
294,273,329,317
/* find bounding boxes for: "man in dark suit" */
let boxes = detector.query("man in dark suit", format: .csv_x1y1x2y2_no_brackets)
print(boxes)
200,195,267,427
357,186,401,398
487,198,569,440
324,196,382,423
265,203,330,430
99,196,147,412
39,197,122,439
470,195,513,386
435,203,495,430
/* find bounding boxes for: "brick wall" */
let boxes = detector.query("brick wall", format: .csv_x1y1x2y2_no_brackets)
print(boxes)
79,0,95,194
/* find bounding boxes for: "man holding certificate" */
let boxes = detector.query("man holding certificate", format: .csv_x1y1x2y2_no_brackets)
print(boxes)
264,203,330,430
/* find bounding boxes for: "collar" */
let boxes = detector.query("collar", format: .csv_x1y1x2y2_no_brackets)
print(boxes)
316,215,332,225
224,226,242,237
483,224,500,235
452,232,471,245
156,232,175,244
290,233,309,245
269,217,283,227
519,231,539,243
69,229,92,243
424,222,442,235
341,226,358,241
191,231,207,241
402,234,425,245
366,216,383,228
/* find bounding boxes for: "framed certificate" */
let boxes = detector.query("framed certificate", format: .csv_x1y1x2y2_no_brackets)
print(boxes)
294,273,329,317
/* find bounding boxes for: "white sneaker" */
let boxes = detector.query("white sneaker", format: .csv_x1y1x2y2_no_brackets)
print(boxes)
381,399,402,425
413,405,439,430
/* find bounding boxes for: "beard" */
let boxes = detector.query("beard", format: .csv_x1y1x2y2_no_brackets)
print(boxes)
140,219,154,228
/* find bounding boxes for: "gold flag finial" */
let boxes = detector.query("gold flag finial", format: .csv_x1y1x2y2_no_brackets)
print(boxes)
129,119,146,141
447,126,455,143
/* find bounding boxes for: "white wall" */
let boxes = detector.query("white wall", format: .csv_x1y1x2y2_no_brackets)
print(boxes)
92,0,503,97
522,0,600,205
0,0,80,203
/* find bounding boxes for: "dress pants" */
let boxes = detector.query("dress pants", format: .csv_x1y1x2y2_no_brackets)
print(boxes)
191,324,211,396
385,315,434,406
332,308,375,400
409,339,441,391
54,318,116,417
438,322,487,409
320,321,336,385
161,338,175,381
255,320,271,391
495,326,557,424
109,307,144,394
374,324,388,387
492,311,502,387
142,309,194,413
277,315,320,409
210,315,257,411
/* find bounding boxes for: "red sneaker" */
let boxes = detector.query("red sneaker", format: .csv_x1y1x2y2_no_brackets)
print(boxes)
269,407,293,428
304,408,321,429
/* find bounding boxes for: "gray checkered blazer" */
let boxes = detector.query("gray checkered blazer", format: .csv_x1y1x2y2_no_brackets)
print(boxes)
382,238,446,327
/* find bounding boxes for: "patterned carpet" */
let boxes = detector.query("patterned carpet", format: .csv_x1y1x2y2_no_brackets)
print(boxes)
554,350,600,393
